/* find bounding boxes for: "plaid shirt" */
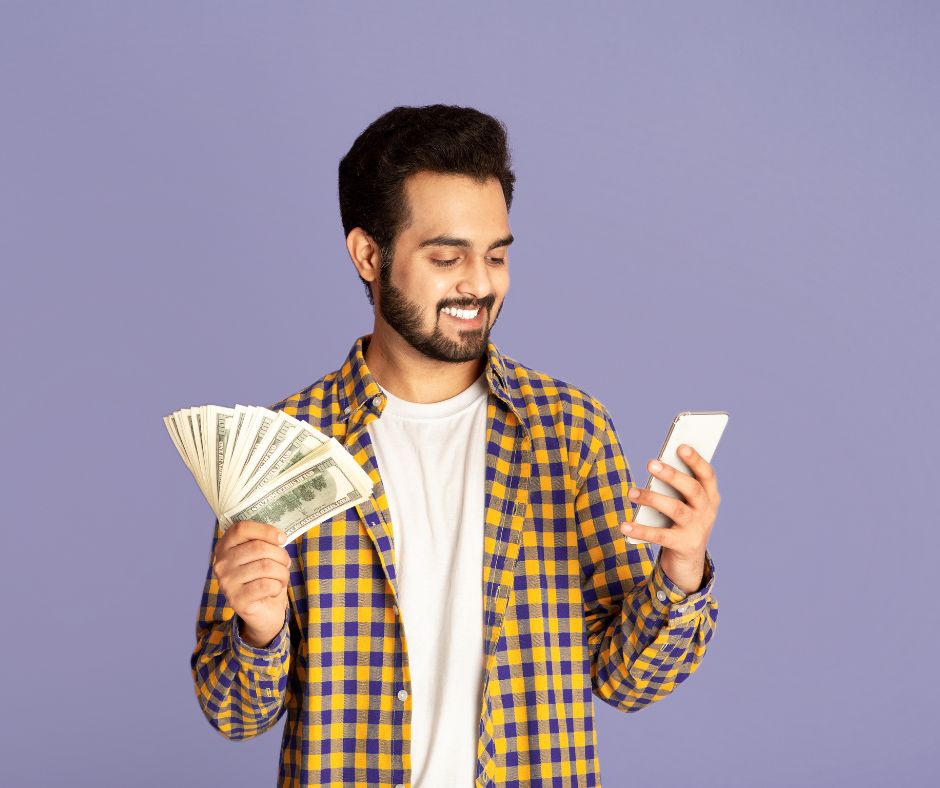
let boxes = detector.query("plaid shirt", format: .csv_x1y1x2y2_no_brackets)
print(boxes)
191,332,718,787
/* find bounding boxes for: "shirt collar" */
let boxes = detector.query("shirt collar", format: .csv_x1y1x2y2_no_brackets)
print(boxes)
338,332,511,421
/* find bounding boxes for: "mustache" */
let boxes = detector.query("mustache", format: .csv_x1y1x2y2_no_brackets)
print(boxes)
439,296,495,311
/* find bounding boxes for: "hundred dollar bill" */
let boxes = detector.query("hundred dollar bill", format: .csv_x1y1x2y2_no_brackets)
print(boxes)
196,407,211,508
178,408,208,503
222,440,374,543
228,410,332,503
165,405,370,537
164,414,197,481
207,406,235,516
232,417,302,497
215,416,301,529
232,424,331,516
218,404,250,506
224,407,280,498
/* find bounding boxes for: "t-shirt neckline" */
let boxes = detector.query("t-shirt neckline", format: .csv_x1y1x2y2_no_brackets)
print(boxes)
376,371,488,420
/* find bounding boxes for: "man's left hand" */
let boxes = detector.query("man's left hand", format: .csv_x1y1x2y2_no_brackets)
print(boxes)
619,444,721,595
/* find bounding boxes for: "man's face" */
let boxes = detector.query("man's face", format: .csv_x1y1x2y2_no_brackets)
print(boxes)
374,171,512,363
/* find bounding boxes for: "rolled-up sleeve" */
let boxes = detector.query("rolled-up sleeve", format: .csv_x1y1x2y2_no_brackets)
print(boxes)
190,519,293,739
574,401,719,713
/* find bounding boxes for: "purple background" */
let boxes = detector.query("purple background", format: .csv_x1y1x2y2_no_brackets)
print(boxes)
3,2,937,786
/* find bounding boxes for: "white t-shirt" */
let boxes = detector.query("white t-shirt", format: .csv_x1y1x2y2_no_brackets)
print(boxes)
367,371,488,787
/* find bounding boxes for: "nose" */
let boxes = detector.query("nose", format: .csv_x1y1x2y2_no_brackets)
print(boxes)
455,254,495,304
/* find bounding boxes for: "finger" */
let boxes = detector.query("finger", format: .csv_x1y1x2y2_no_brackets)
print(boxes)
223,520,286,550
620,521,676,549
240,577,288,608
233,556,291,588
645,456,709,511
628,484,694,526
676,445,720,505
228,539,292,569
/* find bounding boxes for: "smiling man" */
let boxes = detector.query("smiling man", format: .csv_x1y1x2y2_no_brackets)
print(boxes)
192,104,721,788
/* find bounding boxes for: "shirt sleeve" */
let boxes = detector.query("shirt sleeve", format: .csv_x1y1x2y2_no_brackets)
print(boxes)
574,400,719,713
190,518,294,739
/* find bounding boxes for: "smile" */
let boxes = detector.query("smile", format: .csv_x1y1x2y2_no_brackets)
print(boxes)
440,305,482,322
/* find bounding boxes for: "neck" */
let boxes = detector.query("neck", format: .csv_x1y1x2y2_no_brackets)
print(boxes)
363,325,486,404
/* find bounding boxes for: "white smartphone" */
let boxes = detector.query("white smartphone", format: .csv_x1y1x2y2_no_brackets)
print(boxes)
626,410,729,545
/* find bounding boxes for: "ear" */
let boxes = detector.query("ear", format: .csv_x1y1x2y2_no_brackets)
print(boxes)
346,228,383,286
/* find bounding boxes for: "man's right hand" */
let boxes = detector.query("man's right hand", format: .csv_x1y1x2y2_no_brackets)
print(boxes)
212,520,291,648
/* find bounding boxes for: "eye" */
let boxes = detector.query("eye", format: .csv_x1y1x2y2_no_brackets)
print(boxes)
431,256,506,267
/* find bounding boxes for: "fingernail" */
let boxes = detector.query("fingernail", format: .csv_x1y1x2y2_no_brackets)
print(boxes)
650,460,662,471
277,532,287,544
621,524,633,533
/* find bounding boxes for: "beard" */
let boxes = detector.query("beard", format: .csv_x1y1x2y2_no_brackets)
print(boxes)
377,275,502,363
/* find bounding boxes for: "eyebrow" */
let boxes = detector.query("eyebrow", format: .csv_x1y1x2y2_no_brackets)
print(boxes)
417,233,514,252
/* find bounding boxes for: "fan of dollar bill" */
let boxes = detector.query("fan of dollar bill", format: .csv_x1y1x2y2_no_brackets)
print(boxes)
163,405,374,543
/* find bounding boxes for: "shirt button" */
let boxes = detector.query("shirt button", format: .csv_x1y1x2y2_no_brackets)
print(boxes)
393,604,399,616
395,784,404,788
372,395,382,407
343,405,350,415
656,590,667,603
397,689,408,702
677,606,687,614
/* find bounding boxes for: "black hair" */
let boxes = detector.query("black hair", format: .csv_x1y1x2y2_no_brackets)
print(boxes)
338,104,516,305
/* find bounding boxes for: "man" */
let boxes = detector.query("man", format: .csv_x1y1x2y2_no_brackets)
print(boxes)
192,104,721,787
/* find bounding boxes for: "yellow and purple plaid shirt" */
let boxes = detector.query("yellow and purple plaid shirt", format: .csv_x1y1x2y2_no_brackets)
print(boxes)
191,333,718,787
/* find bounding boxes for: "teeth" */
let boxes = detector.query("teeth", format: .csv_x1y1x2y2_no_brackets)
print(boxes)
442,306,479,319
